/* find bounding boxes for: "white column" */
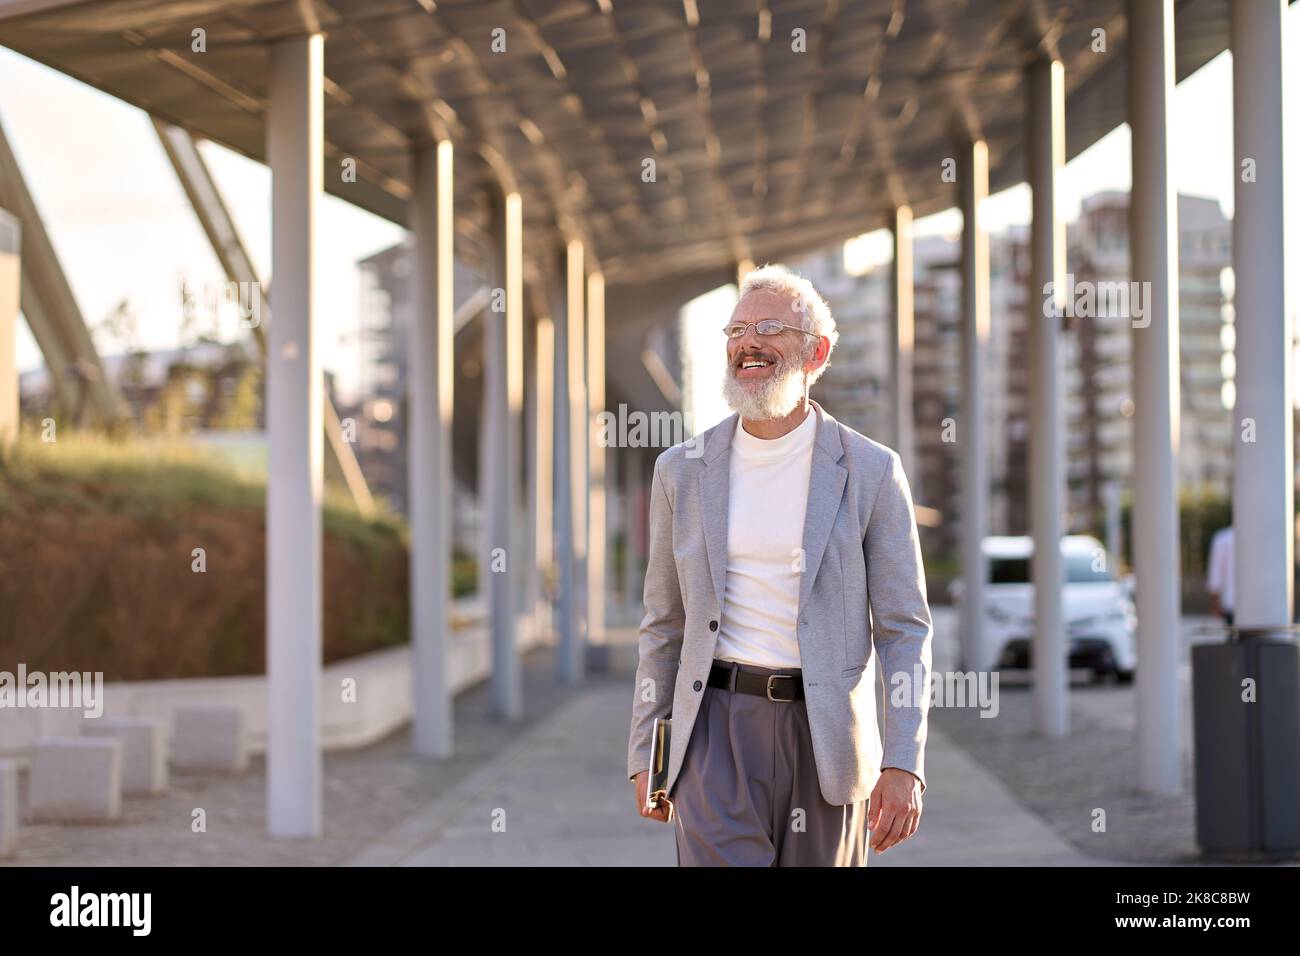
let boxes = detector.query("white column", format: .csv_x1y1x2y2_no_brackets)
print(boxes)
409,140,455,756
0,209,17,446
574,258,590,658
552,241,586,680
586,270,607,652
1027,58,1067,738
959,141,989,675
266,33,323,838
624,449,646,618
529,309,555,643
485,189,524,718
1232,0,1294,629
522,306,538,628
1128,0,1182,795
890,206,917,490
1103,481,1123,578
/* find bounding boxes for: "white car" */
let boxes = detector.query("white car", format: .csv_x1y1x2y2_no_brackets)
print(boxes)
953,535,1137,683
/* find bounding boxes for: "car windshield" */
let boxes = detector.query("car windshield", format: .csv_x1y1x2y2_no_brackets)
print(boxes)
987,550,1114,584
1065,551,1113,583
989,557,1030,584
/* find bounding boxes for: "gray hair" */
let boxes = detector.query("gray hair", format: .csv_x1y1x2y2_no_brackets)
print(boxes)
737,263,838,384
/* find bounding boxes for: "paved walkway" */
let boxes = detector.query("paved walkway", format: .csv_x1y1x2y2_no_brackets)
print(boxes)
348,678,1094,866
7,608,1128,867
350,683,675,866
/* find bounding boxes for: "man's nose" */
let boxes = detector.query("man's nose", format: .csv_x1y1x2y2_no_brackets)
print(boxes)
733,323,763,350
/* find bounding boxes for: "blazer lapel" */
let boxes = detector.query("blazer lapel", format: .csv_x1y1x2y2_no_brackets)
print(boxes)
699,403,845,616
798,402,848,615
699,413,738,610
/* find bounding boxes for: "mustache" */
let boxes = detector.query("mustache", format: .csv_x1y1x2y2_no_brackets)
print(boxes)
730,349,779,368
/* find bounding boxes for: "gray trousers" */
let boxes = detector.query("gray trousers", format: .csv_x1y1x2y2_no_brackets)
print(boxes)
673,659,870,867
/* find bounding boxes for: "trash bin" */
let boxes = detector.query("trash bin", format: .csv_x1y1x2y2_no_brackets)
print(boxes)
1191,627,1300,860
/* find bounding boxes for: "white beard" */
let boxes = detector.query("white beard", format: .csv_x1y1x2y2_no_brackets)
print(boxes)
721,349,807,421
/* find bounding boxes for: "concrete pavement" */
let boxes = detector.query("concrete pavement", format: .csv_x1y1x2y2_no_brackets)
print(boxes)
6,606,1124,867
349,682,676,866
348,676,1094,866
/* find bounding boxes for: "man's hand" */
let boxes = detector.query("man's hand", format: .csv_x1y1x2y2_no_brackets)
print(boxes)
866,768,923,853
632,770,674,823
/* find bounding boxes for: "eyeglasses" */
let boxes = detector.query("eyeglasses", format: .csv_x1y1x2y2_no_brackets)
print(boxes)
723,319,820,339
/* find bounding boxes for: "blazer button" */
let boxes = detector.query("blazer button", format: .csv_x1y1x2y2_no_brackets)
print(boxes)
709,620,718,632
693,680,703,691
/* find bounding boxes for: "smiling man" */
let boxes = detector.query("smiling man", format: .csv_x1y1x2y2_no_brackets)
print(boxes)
628,263,934,867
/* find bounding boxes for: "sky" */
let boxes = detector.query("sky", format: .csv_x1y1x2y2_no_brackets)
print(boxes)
0,49,404,404
0,7,1296,416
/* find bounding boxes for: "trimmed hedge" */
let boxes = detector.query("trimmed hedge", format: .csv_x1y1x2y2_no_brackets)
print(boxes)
0,434,416,681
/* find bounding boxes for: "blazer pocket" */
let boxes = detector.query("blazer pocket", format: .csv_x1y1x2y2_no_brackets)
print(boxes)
845,628,870,671
842,593,872,672
841,660,868,679
821,549,861,671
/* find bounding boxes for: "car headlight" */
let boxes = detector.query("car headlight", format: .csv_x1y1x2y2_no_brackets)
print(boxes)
1069,609,1128,629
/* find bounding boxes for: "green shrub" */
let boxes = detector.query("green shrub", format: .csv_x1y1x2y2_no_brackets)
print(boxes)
0,431,413,680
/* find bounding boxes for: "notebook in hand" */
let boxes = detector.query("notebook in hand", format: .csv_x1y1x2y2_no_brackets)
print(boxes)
646,717,671,812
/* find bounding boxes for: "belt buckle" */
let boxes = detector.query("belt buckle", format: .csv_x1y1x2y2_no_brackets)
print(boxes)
766,674,796,702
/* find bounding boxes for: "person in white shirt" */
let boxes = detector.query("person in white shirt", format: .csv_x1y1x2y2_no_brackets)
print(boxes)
629,264,932,866
712,400,817,670
1207,524,1235,627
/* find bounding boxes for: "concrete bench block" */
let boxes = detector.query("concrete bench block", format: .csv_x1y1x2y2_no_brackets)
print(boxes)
172,704,247,774
82,716,168,796
0,760,17,856
29,737,122,823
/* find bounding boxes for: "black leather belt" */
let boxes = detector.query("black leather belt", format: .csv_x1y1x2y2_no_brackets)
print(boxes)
708,660,804,702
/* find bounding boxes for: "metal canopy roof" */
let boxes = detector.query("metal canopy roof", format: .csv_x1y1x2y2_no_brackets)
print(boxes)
0,0,1241,294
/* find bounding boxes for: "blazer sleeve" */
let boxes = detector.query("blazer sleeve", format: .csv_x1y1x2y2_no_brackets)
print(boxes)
627,454,687,780
864,450,934,791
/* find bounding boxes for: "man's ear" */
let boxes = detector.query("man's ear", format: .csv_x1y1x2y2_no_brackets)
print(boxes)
807,335,830,371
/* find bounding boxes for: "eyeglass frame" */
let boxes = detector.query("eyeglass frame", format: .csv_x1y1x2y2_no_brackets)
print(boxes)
723,319,821,340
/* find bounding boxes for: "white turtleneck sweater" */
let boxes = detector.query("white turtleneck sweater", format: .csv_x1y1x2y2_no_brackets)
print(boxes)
714,405,818,669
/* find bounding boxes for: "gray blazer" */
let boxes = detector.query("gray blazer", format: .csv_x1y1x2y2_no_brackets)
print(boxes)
627,399,933,807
